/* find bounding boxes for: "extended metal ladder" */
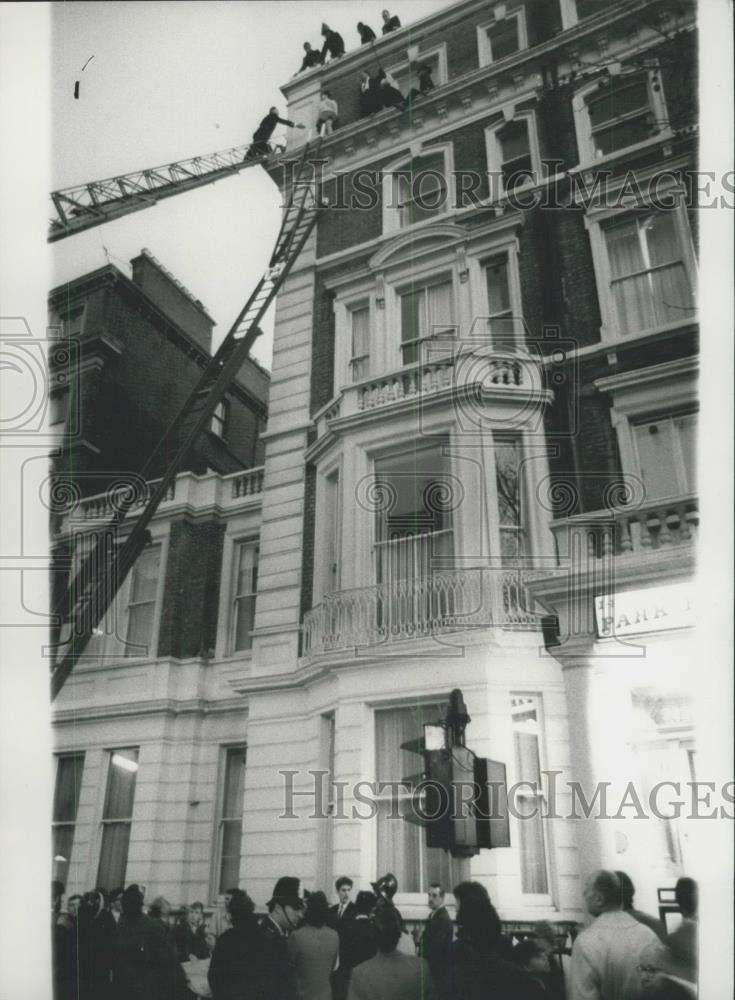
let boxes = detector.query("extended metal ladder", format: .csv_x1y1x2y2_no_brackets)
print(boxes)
49,139,293,242
50,138,324,699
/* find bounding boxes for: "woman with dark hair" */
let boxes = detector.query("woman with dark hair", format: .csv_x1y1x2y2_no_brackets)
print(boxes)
446,894,544,999
287,890,340,1000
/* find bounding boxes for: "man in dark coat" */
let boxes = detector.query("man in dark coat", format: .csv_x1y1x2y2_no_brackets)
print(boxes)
381,9,402,34
419,885,454,990
255,877,304,1000
332,890,378,1000
112,884,186,1000
246,107,305,160
208,891,261,1000
300,42,324,73
52,881,75,1000
357,22,376,44
328,876,357,928
320,23,345,62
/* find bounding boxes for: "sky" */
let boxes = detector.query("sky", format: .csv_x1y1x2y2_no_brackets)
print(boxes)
50,0,450,367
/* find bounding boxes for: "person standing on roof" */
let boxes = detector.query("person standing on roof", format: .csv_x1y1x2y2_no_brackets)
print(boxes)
300,42,324,73
381,10,402,34
317,90,339,136
357,22,377,44
247,107,305,160
321,23,346,62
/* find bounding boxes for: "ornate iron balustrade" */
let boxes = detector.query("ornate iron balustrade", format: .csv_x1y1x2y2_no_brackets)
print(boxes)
550,494,698,559
302,568,543,657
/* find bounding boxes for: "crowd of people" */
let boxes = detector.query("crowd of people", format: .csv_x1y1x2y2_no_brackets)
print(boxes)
51,869,698,999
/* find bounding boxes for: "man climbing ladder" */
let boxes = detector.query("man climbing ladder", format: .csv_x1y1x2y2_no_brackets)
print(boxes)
247,106,306,160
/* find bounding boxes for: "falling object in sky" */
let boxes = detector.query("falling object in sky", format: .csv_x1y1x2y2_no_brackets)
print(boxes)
74,55,95,99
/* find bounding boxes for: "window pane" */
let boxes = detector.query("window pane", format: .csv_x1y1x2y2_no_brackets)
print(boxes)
375,704,448,893
634,420,680,499
401,289,423,345
494,439,522,527
486,258,511,317
500,120,530,163
642,213,679,267
222,748,247,817
126,603,155,653
427,282,454,335
587,76,650,129
233,543,258,651
103,748,139,819
593,116,651,156
674,413,697,492
129,547,159,603
512,697,549,894
351,307,370,357
219,820,243,893
375,443,451,538
97,822,132,892
488,18,519,60
606,221,644,278
53,826,75,883
53,754,85,822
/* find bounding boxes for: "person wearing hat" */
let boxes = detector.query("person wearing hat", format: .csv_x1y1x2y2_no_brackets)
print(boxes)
332,892,379,1000
328,876,357,928
320,23,345,63
381,9,402,34
346,903,436,1000
255,877,304,999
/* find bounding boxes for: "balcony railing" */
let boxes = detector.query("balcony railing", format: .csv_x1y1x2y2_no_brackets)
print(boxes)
302,568,543,658
550,493,698,559
314,348,542,439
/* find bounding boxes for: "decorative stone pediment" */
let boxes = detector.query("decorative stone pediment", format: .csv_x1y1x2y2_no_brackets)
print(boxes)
369,223,468,271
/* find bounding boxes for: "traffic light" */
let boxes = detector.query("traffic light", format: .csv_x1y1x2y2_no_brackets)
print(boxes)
400,690,510,858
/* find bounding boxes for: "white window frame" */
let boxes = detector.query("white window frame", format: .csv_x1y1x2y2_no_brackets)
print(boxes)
630,412,697,500
52,752,85,883
485,111,541,199
395,272,457,368
382,143,455,235
210,400,228,439
572,68,670,167
96,746,140,891
84,531,168,663
385,44,448,98
595,357,698,500
348,301,371,383
212,744,248,900
228,537,259,655
585,198,697,343
313,456,343,605
510,693,554,906
477,7,528,67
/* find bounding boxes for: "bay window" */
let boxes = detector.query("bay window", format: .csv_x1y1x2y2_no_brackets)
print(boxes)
373,441,454,633
399,277,455,365
604,211,695,334
97,747,139,891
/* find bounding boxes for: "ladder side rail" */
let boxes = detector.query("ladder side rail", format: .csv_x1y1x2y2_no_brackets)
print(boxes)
51,204,321,698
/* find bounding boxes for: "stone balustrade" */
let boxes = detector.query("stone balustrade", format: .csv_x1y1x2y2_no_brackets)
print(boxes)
550,494,698,559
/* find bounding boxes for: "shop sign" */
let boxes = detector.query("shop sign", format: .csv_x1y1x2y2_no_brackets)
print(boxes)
594,582,694,639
